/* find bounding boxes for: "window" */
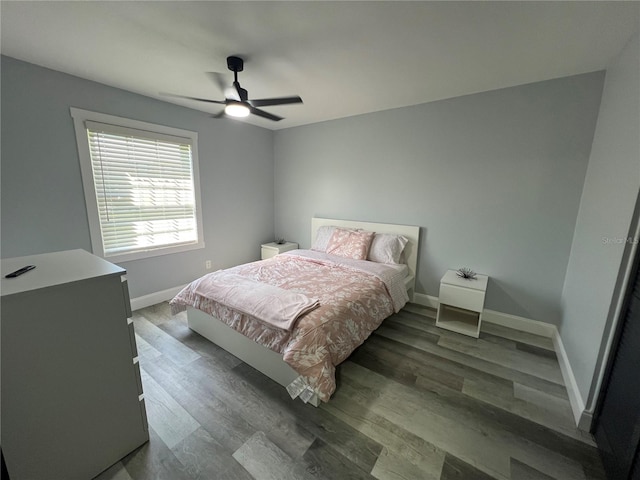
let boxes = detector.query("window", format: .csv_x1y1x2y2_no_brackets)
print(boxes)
71,108,204,262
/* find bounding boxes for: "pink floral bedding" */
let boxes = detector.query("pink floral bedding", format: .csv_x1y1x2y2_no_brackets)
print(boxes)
170,249,408,402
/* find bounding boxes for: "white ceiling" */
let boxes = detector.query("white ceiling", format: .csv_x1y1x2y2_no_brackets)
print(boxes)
1,1,638,130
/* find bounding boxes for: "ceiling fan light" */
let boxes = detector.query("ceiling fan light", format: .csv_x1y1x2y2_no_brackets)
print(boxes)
225,102,250,118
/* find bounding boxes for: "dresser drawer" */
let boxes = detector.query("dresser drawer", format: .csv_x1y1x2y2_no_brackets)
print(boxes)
127,318,138,357
139,396,149,432
439,283,485,313
121,276,133,318
133,358,143,395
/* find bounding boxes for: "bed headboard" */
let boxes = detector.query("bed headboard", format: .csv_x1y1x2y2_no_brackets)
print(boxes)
311,217,420,294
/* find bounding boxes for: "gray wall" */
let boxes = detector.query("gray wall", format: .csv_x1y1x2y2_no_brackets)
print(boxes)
1,56,275,297
560,33,640,403
274,73,605,325
0,54,614,334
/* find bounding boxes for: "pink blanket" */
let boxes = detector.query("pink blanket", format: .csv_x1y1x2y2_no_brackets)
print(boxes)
171,250,408,402
193,272,319,331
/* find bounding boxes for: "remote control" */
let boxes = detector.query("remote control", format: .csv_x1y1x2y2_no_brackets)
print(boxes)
5,265,36,278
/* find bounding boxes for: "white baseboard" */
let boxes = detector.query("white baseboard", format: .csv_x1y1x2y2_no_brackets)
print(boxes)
578,410,594,432
481,309,556,338
130,284,187,311
412,293,555,337
412,291,586,427
552,329,586,426
413,292,439,309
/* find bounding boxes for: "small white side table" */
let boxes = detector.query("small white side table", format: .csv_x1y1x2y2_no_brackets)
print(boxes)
436,269,489,338
261,241,299,260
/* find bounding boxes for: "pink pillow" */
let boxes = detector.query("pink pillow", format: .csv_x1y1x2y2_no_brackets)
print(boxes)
326,228,375,260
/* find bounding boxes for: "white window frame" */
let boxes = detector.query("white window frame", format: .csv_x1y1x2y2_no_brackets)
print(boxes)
71,107,205,262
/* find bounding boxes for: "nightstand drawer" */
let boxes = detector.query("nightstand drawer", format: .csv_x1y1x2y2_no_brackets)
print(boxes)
439,283,485,313
261,242,298,260
261,246,279,260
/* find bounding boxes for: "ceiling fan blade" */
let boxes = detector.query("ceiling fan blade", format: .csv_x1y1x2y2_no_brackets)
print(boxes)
206,72,228,94
250,106,283,122
161,92,226,104
249,96,303,107
209,72,241,100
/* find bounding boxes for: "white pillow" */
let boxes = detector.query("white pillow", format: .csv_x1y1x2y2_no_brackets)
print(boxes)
367,233,408,264
311,225,337,252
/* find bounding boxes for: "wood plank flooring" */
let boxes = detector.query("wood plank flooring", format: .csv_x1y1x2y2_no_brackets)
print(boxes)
94,302,605,480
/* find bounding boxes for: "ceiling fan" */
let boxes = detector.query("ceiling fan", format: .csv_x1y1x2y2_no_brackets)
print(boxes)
164,56,303,122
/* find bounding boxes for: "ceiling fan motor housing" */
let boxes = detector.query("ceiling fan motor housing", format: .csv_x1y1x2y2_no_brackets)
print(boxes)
227,56,244,72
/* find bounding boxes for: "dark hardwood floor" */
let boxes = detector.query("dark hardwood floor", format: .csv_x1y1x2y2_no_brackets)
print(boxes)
94,302,605,480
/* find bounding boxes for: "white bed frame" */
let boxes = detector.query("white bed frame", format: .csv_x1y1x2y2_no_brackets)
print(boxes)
187,217,420,404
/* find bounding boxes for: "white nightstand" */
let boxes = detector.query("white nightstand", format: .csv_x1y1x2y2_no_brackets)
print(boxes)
436,269,489,338
261,241,299,260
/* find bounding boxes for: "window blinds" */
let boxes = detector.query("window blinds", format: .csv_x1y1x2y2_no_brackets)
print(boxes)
85,121,199,257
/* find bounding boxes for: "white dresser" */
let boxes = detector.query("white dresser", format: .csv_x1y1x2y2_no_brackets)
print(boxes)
1,249,149,480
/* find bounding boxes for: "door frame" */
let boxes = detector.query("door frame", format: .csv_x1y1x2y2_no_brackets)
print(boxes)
580,189,640,430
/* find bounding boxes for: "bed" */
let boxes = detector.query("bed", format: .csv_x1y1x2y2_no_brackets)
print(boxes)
170,217,420,405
